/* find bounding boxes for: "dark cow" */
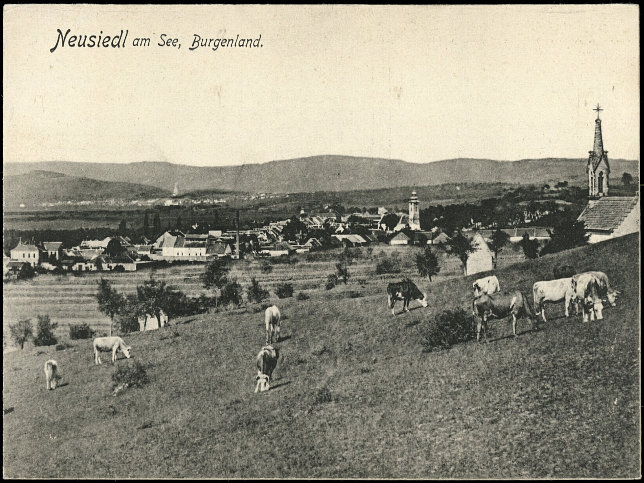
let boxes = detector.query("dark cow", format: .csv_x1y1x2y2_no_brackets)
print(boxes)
255,345,279,393
386,279,428,316
473,290,536,342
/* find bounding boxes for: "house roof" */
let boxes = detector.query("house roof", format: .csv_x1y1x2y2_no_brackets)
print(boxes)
42,242,63,251
207,242,231,255
11,242,39,252
391,232,411,241
6,261,27,269
578,196,639,232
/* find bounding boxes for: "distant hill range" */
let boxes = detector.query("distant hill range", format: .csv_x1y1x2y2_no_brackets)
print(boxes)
3,156,639,195
3,170,170,208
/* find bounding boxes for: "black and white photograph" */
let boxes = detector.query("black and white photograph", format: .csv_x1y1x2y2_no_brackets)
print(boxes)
2,4,640,479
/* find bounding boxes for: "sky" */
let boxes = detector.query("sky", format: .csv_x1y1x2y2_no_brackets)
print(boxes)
3,4,640,167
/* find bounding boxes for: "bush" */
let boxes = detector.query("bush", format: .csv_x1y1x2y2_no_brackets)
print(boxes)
312,386,333,405
325,274,338,290
347,290,363,298
220,280,243,306
69,323,95,340
115,312,141,334
420,308,474,352
112,360,149,391
112,265,126,273
247,277,269,303
375,255,402,275
55,342,73,351
296,292,310,301
33,315,58,347
260,261,273,274
275,283,294,299
9,319,33,349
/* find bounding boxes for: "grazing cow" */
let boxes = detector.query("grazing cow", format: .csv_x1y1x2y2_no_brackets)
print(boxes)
386,279,428,316
93,336,132,365
255,345,279,393
473,290,536,342
473,275,500,297
572,272,619,322
532,277,576,323
44,359,60,390
265,305,281,344
573,271,619,307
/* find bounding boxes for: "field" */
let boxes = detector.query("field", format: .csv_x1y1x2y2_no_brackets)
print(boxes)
2,244,526,342
2,234,640,478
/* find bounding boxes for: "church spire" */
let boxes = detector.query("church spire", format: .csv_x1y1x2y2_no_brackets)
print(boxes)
592,104,604,157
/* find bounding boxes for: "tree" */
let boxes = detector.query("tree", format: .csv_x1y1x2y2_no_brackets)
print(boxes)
622,172,633,186
105,238,124,258
118,219,127,234
379,213,399,231
488,228,510,268
201,258,230,308
336,248,355,284
135,278,174,325
96,278,125,336
247,277,270,303
175,216,183,231
9,319,33,350
540,216,589,256
34,315,58,346
153,213,161,234
143,212,150,237
442,231,475,275
17,263,36,280
520,233,539,259
416,246,440,281
220,280,243,306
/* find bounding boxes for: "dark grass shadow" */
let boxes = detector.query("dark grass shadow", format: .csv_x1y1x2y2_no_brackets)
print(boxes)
3,407,15,415
405,319,421,328
56,382,70,388
276,335,292,343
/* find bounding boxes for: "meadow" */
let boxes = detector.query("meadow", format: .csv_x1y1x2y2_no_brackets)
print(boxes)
2,234,639,478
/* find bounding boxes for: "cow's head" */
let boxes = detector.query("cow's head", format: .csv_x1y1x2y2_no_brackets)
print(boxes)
473,283,481,297
420,292,428,308
121,345,132,359
255,374,270,393
606,290,619,307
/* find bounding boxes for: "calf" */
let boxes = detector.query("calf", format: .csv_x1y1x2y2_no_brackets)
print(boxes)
255,345,279,393
93,336,132,365
473,275,500,297
532,277,576,323
44,359,60,390
473,290,536,342
265,305,281,344
572,272,619,322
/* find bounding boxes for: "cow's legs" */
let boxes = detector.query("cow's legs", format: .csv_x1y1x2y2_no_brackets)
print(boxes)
266,330,271,345
403,298,409,313
275,324,280,342
511,314,517,337
476,318,482,343
95,349,101,365
595,302,603,320
538,303,547,323
112,346,118,364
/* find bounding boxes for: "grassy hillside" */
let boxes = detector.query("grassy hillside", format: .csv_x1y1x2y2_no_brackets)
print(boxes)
4,156,639,193
3,170,170,209
2,234,639,478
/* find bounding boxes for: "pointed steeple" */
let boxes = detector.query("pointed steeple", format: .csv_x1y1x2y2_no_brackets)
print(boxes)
592,104,604,157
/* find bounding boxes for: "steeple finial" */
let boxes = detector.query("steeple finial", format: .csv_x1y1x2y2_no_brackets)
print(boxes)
593,103,603,120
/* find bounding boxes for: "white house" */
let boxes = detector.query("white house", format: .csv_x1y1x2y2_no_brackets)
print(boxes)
10,242,40,267
389,232,411,246
465,233,494,276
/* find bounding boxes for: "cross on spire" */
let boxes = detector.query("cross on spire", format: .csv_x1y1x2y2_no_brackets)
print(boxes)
593,103,603,119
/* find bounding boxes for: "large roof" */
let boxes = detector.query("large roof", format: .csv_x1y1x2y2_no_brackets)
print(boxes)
11,242,39,252
578,196,639,232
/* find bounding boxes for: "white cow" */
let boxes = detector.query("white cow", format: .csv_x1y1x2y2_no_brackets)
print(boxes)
265,305,281,345
255,345,279,393
44,359,60,390
572,272,619,322
532,277,576,322
93,336,132,365
473,275,500,297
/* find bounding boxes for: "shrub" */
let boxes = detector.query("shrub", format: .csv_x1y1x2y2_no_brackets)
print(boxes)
220,280,243,306
275,282,294,299
115,312,141,334
247,277,269,303
55,342,73,351
420,308,474,352
260,262,273,274
69,323,95,340
347,290,363,299
325,274,338,290
9,319,33,349
33,315,58,347
296,292,310,301
312,386,333,405
112,265,126,273
112,360,149,392
375,255,402,275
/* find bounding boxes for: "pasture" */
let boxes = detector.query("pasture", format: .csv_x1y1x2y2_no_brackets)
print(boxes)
2,234,640,478
2,244,525,343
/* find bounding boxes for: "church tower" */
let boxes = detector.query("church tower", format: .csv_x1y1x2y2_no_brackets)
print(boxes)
587,104,610,197
408,191,420,230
